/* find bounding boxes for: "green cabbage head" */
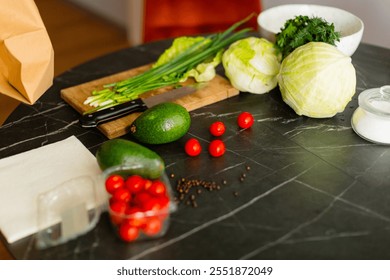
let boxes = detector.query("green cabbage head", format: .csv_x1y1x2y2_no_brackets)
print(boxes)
222,37,281,94
278,42,356,118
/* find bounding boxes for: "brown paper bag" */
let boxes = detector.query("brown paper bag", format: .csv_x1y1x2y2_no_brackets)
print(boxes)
0,0,54,125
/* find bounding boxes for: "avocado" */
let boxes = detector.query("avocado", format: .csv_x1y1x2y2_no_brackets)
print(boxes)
129,102,191,144
96,139,165,179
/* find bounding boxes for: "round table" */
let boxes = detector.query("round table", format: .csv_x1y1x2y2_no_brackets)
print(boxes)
1,39,390,259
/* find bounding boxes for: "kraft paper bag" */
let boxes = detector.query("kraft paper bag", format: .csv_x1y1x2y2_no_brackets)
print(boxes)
0,0,54,125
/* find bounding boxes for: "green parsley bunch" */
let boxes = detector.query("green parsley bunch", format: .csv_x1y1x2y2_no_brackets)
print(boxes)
275,15,341,59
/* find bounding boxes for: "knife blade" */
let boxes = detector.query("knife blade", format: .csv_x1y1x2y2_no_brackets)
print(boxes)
79,86,197,128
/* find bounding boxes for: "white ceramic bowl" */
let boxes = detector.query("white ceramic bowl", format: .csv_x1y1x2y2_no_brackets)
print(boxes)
258,4,364,56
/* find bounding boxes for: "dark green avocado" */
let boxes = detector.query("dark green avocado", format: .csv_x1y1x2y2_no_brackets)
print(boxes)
96,138,165,179
129,102,191,144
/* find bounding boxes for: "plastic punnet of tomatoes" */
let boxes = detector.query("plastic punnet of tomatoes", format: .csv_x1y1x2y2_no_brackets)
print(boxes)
102,165,177,242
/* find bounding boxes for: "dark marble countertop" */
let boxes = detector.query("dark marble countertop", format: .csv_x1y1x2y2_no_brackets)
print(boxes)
1,39,390,260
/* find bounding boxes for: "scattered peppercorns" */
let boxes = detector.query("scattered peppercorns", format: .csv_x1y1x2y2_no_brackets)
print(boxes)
175,178,222,207
173,164,252,207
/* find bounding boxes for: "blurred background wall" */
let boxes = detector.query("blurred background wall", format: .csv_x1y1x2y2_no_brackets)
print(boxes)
67,0,389,48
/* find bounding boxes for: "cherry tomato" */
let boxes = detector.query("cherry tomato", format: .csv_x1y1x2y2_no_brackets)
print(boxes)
148,180,167,196
184,138,202,156
133,191,152,207
209,121,226,136
143,216,162,236
157,195,170,210
105,175,124,195
109,200,127,214
142,197,163,213
125,175,145,193
109,200,127,225
237,112,254,129
155,196,170,219
125,207,147,228
112,187,131,203
143,179,153,190
208,139,226,157
119,223,139,242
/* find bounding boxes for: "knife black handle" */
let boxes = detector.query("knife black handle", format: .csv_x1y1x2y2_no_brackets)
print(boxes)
79,98,148,128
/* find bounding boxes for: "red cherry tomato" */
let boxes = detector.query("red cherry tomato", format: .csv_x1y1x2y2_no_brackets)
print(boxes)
155,196,170,219
133,191,152,208
209,121,226,136
112,187,131,203
157,195,170,210
142,197,163,213
109,200,127,213
105,175,124,195
143,216,162,236
125,175,145,193
208,139,226,157
184,138,202,156
148,180,167,196
125,207,147,228
237,112,254,129
119,223,139,242
109,200,127,225
143,179,153,191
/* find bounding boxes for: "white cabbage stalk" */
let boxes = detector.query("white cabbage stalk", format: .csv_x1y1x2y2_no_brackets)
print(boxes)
222,37,281,94
278,42,356,118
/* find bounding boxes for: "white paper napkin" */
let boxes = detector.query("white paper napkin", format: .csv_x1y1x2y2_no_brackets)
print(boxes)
0,136,102,243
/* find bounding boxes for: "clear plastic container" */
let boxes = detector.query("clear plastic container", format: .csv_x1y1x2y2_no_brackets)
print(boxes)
35,176,103,249
102,165,177,242
351,85,390,144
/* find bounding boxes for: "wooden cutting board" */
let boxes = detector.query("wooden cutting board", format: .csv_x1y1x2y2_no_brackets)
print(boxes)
61,64,239,139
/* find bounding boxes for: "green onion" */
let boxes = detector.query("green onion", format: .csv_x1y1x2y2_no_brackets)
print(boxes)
83,14,254,114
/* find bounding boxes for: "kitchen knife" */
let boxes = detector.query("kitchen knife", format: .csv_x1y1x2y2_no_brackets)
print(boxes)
79,86,197,128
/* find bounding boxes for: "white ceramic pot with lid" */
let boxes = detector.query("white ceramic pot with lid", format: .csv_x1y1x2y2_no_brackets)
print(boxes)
351,85,390,144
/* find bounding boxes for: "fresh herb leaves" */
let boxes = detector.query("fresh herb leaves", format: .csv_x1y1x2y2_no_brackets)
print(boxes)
275,15,341,59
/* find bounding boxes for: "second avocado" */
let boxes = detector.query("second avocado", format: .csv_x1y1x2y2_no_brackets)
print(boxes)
129,102,191,144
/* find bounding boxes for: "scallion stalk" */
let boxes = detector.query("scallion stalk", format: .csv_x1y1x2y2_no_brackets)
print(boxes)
83,14,254,114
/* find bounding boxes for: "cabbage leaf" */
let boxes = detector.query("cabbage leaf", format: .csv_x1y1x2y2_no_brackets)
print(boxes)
222,37,281,94
153,36,220,83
